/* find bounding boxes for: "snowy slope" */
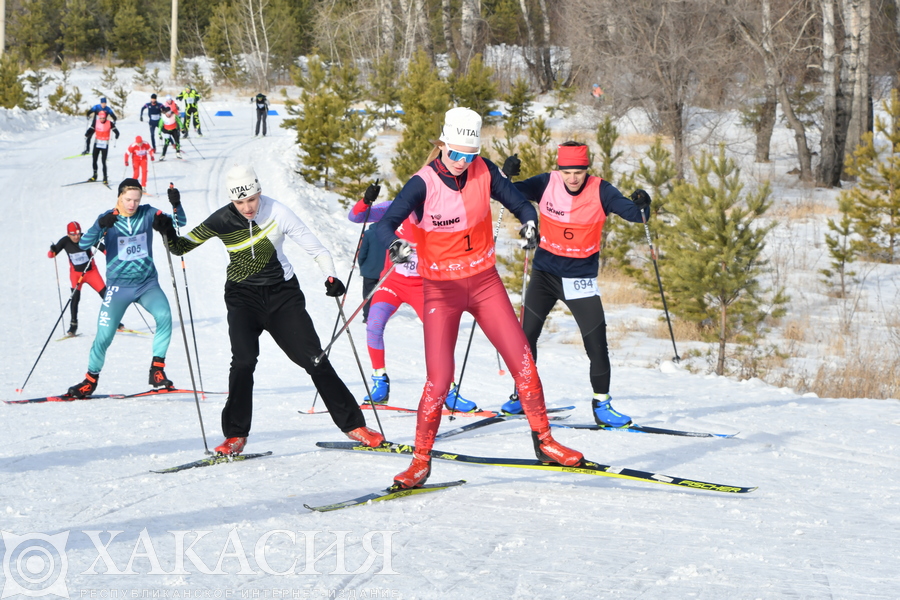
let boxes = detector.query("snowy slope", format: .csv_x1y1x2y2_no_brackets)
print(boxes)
1,92,898,599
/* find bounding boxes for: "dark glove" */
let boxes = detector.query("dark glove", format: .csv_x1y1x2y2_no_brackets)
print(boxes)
140,116,143,122
98,212,118,228
388,239,412,264
152,212,177,238
324,276,346,297
363,180,381,205
48,249,56,258
519,220,538,250
167,186,181,208
114,129,120,140
631,189,651,210
502,154,521,179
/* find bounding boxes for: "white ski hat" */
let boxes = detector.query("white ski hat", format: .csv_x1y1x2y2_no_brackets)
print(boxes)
226,165,262,201
439,107,482,150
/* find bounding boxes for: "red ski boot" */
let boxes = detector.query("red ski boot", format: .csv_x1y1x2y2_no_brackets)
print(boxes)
532,428,583,466
215,437,246,456
346,426,385,447
393,452,432,489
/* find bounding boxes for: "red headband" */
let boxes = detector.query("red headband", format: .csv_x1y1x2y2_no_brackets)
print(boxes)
557,145,589,169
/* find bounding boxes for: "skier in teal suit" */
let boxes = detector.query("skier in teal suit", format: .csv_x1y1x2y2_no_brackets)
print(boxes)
66,178,187,398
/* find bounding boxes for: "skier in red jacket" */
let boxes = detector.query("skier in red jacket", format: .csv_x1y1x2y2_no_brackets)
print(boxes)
125,136,155,190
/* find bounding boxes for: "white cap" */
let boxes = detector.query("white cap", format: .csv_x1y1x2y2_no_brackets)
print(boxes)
165,95,173,102
439,107,482,151
226,165,262,201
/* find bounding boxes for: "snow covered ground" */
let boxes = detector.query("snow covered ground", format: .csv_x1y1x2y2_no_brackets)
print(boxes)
1,68,899,599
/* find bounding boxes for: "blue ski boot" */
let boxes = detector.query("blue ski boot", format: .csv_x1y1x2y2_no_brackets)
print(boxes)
444,383,478,412
592,394,632,428
365,373,390,404
501,391,523,415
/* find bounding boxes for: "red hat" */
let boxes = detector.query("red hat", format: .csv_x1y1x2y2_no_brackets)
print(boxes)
557,144,590,170
67,221,82,235
135,135,143,144
98,110,108,118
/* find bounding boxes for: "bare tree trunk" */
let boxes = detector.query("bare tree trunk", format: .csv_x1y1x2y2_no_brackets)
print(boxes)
818,0,842,187
441,0,457,65
379,0,396,58
756,86,777,162
846,0,871,154
460,0,478,68
397,0,415,61
414,0,433,60
733,0,813,179
777,82,814,180
537,0,554,86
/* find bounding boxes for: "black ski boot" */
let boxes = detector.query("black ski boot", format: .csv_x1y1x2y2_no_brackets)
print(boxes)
149,356,174,389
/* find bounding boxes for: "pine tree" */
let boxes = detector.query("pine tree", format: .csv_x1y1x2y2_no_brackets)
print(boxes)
60,0,101,60
334,111,379,207
518,117,555,179
47,61,83,116
0,55,30,110
609,137,677,278
661,145,788,376
284,57,350,188
391,51,450,185
820,195,858,298
7,0,51,69
448,54,498,124
491,77,534,162
109,0,150,65
205,3,247,87
369,54,400,130
841,89,900,264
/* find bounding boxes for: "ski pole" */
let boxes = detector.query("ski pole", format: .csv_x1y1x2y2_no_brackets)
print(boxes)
184,135,205,160
159,213,211,454
334,297,386,438
493,207,506,376
640,210,680,362
201,104,215,128
51,250,65,330
308,195,375,412
313,264,397,366
133,304,156,334
18,223,113,393
169,182,205,397
507,247,533,404
150,156,159,196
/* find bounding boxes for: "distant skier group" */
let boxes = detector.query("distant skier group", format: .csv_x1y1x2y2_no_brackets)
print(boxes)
50,102,655,490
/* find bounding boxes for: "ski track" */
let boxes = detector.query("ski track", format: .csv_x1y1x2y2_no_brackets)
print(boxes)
1,90,899,598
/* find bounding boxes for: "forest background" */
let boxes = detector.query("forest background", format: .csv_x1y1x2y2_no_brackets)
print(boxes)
2,0,900,401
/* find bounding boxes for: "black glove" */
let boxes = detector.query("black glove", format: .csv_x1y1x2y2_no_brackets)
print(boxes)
324,276,346,297
631,189,651,210
114,129,120,139
167,186,182,208
98,212,118,228
502,154,521,179
519,220,538,250
152,212,177,238
388,239,412,264
140,116,143,122
363,180,381,205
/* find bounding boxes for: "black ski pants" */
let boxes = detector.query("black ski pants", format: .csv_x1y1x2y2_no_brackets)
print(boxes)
222,275,366,437
522,268,611,394
91,146,109,179
255,109,268,136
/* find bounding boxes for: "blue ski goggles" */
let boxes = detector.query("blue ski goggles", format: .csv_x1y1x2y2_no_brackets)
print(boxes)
445,148,479,163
